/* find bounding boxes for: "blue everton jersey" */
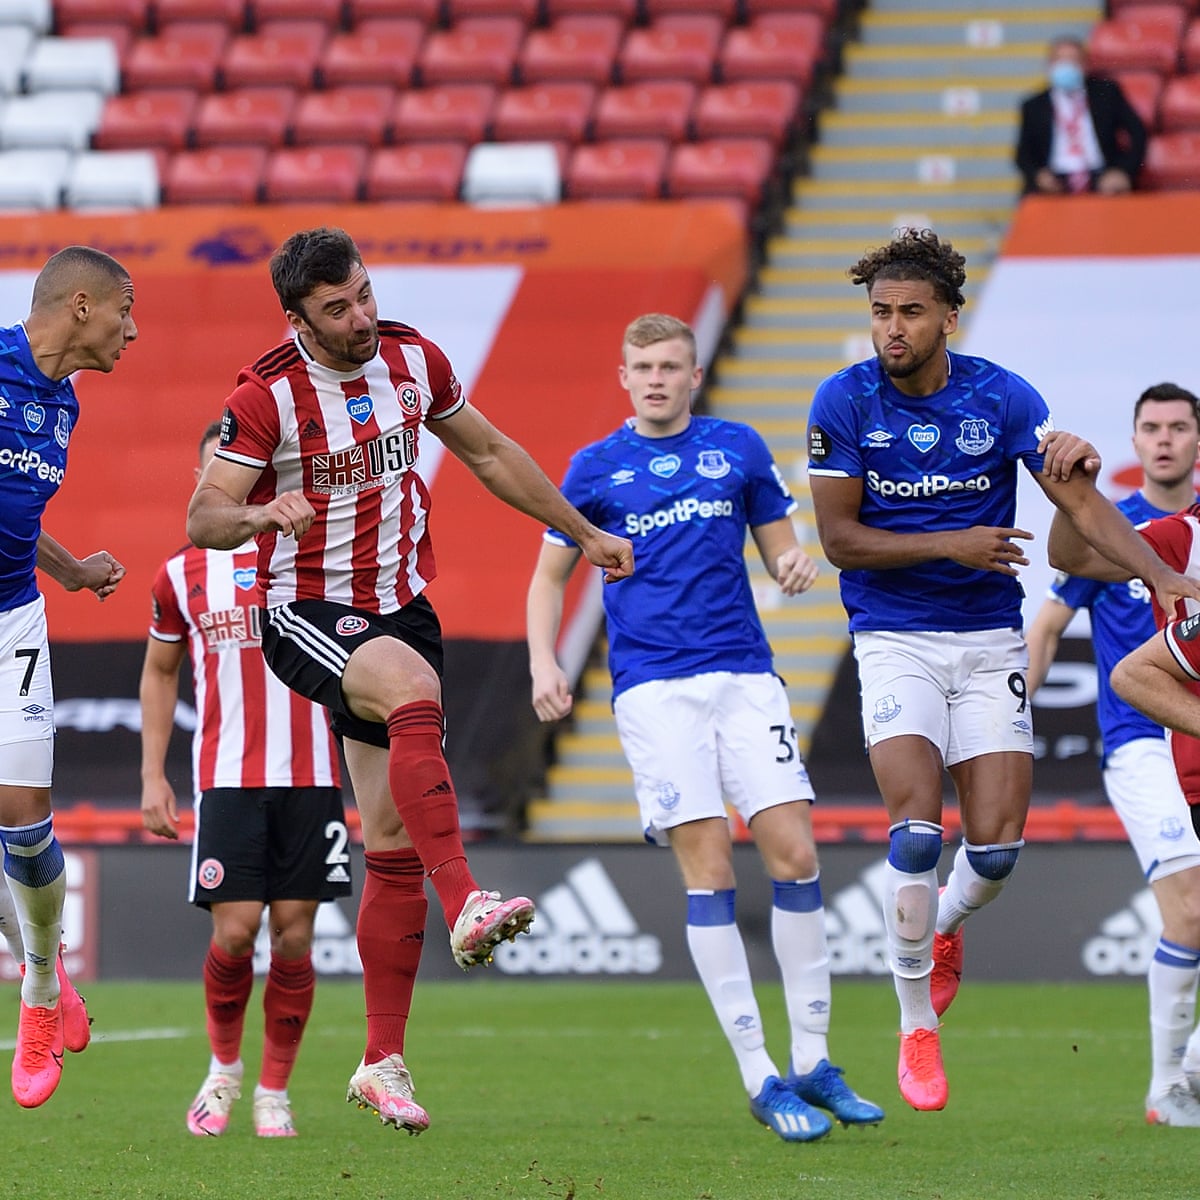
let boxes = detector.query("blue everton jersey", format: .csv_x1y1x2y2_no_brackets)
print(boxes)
547,415,797,698
0,323,77,613
807,351,1052,633
1050,490,1184,758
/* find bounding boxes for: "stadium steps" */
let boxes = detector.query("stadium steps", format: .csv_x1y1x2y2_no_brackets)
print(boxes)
522,0,1103,843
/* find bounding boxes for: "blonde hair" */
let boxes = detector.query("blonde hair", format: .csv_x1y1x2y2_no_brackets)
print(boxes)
622,313,696,361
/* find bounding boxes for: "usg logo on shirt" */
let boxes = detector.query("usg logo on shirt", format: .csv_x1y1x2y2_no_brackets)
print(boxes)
866,470,991,498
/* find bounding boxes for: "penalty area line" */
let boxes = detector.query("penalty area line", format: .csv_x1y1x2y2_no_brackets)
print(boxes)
0,1026,191,1051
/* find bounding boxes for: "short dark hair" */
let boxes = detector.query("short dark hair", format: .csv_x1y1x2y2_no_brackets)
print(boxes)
849,228,967,310
1048,34,1085,59
1133,382,1200,429
198,419,222,461
269,227,363,316
30,245,129,310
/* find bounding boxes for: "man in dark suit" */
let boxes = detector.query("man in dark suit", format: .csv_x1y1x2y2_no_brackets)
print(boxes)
1015,34,1147,196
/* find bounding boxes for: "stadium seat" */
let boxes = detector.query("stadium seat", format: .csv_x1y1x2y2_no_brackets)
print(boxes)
94,89,198,151
418,17,525,87
21,36,121,94
1112,69,1165,131
0,90,105,149
1111,0,1198,14
0,147,71,209
318,21,425,88
53,0,150,34
566,138,668,198
291,85,394,146
64,149,159,208
1185,19,1200,70
692,80,801,146
545,0,637,20
163,145,265,202
262,145,368,202
0,0,50,32
644,0,737,20
718,16,825,86
745,0,838,22
617,19,723,85
461,140,561,203
345,0,440,23
220,23,327,90
1141,129,1200,186
666,136,775,205
123,25,229,91
445,0,540,20
253,0,343,26
391,83,497,142
592,80,696,141
153,0,246,31
192,86,297,148
518,17,623,85
492,82,596,143
1087,10,1186,75
364,142,467,201
1160,73,1200,131
0,25,36,94
61,22,137,59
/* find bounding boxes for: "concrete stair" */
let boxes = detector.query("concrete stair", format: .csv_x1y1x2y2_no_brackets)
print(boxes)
523,0,1102,842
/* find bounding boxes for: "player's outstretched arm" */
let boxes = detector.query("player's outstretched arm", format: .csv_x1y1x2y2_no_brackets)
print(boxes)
36,532,125,599
526,541,583,722
139,636,187,840
433,403,634,581
751,518,818,596
1112,630,1200,738
187,456,313,549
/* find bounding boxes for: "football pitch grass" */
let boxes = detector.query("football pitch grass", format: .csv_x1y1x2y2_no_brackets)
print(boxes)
1,978,1192,1200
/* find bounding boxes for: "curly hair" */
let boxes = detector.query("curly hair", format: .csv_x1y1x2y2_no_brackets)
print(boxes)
848,228,967,310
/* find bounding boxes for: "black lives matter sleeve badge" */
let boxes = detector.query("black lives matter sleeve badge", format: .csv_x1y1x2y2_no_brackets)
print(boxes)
808,423,829,463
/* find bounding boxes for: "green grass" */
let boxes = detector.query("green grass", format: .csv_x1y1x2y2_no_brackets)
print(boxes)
2,978,1193,1200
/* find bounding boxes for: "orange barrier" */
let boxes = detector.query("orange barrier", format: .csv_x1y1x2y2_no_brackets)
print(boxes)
1004,193,1200,255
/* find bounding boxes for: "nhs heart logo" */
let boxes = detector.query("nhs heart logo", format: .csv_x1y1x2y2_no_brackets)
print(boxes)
23,403,45,433
233,568,257,591
346,394,374,425
906,424,940,454
649,455,681,478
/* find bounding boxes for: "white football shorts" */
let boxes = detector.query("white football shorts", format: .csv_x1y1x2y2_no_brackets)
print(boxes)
0,595,54,788
852,628,1034,766
612,670,815,848
1103,736,1200,882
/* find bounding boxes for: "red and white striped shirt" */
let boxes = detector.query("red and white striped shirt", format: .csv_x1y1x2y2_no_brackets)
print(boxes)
149,542,340,793
216,322,464,612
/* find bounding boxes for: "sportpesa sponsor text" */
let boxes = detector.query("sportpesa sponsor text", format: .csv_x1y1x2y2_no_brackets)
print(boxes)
624,497,735,537
0,446,65,484
866,470,991,498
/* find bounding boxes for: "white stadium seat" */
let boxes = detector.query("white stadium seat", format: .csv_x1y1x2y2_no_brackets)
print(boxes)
23,37,121,95
0,147,71,209
0,90,105,149
0,24,35,95
0,0,51,34
65,149,160,209
461,141,562,205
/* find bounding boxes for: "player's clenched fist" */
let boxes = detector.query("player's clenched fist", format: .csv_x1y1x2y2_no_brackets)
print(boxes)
262,490,315,539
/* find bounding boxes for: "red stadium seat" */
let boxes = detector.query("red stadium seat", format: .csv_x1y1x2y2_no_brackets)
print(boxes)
593,80,696,141
718,17,824,86
1112,69,1165,131
445,0,540,20
318,21,425,88
346,0,441,23
692,80,801,146
666,136,774,204
1087,10,1186,75
492,82,597,143
93,89,198,151
1160,73,1200,131
391,83,497,141
518,17,623,85
291,85,394,146
163,146,266,203
54,0,150,33
263,145,368,202
567,138,668,198
61,22,137,58
1185,19,1200,70
617,20,723,85
154,0,247,31
221,22,328,90
644,0,736,19
364,142,467,201
546,0,637,21
744,0,838,23
1141,129,1200,186
192,86,297,148
253,0,344,26
1111,0,1198,14
418,17,525,87
123,25,229,91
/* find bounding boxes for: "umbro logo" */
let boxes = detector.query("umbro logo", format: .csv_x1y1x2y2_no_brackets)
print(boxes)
493,858,661,976
300,418,323,440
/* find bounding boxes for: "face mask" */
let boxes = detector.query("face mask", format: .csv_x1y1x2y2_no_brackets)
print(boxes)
1049,61,1084,92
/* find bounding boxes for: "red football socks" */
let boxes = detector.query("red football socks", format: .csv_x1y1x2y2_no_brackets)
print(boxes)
260,952,315,1090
